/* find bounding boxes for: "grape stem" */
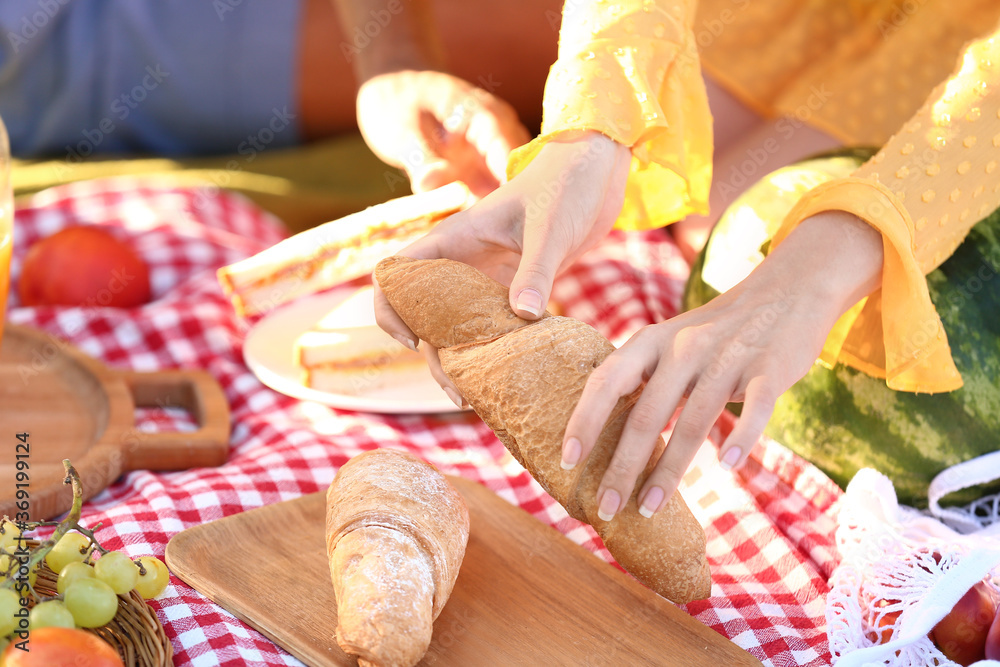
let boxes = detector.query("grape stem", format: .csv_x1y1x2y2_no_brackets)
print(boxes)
1,459,92,594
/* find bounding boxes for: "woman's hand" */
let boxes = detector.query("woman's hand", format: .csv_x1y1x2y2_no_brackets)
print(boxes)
357,70,530,199
561,211,885,521
374,131,632,404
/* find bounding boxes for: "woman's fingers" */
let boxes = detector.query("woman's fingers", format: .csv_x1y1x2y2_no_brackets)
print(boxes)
372,281,419,353
562,349,644,475
715,375,776,471
564,314,781,522
506,134,628,319
595,360,690,521
561,328,667,477
423,345,465,409
639,382,733,514
509,202,569,319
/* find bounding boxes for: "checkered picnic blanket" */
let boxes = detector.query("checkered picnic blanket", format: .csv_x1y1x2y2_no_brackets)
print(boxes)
5,177,845,666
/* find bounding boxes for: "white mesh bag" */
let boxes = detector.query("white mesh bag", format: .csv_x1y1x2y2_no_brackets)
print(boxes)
828,451,1000,667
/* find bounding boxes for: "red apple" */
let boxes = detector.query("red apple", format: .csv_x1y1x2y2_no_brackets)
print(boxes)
984,600,1000,660
870,598,903,644
18,226,151,308
930,580,998,665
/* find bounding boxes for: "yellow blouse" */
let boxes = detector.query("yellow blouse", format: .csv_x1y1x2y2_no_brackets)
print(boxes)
774,31,1000,393
696,0,1000,147
509,0,1000,393
507,0,713,232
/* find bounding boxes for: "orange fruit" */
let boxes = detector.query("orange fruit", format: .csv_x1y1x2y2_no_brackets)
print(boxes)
1,626,124,666
18,226,151,308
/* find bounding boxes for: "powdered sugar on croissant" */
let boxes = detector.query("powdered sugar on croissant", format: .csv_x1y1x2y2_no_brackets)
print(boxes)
325,449,470,666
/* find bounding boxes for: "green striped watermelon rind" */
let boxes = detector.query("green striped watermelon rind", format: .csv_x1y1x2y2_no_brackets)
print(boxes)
682,155,1000,508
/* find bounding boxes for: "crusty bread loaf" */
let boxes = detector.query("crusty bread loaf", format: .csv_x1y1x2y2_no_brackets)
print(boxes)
325,449,470,666
375,256,710,603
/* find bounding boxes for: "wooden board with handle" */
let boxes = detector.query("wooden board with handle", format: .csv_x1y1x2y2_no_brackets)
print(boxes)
165,475,761,667
0,324,231,521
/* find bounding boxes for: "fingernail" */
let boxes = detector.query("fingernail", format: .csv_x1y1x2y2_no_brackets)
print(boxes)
719,447,742,471
392,334,418,352
638,486,664,519
444,387,464,409
561,437,581,470
597,489,621,522
514,289,542,318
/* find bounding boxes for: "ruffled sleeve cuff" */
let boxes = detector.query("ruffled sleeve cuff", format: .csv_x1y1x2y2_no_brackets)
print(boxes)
507,4,712,232
772,177,962,393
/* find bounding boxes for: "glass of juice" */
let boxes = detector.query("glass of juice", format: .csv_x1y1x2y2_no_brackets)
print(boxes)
0,116,11,347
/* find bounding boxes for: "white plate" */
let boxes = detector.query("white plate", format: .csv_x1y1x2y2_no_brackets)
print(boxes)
243,287,462,414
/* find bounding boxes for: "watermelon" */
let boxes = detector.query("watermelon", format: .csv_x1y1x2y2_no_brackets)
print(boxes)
682,151,1000,507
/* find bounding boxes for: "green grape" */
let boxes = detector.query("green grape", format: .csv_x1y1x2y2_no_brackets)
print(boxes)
93,551,139,595
63,578,118,628
134,556,170,599
0,522,21,552
2,557,38,598
25,562,38,592
56,561,95,595
45,532,92,575
0,588,21,636
29,600,74,629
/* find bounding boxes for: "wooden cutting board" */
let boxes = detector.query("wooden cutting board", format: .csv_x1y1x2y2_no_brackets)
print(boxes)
165,475,761,667
0,324,231,520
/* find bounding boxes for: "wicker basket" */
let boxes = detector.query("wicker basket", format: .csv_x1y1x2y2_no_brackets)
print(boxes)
29,546,173,667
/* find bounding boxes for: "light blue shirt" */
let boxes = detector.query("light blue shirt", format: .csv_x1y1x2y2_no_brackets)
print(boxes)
0,1,302,158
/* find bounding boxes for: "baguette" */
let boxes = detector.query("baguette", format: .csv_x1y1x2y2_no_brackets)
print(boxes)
325,449,470,667
375,256,710,603
218,182,471,316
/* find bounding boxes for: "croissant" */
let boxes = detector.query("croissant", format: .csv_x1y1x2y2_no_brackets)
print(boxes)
375,256,710,603
325,448,470,667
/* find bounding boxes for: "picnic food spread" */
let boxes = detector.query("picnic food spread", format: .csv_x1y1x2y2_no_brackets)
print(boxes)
294,286,425,395
216,182,470,316
0,461,171,665
375,255,711,604
325,449,469,667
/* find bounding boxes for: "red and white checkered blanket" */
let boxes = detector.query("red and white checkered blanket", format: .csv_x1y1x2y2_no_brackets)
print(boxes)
5,177,844,666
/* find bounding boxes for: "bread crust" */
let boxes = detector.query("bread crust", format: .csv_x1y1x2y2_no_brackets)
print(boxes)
376,256,710,603
326,449,470,666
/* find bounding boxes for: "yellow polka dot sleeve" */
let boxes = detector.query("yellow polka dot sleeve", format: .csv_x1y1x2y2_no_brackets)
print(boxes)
506,0,712,232
773,30,1000,393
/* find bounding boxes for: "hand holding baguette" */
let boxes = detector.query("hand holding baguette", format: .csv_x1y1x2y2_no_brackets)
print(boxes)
375,256,710,603
326,449,470,667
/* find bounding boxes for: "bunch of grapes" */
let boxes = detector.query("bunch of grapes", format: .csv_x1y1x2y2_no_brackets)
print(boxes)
0,461,169,649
